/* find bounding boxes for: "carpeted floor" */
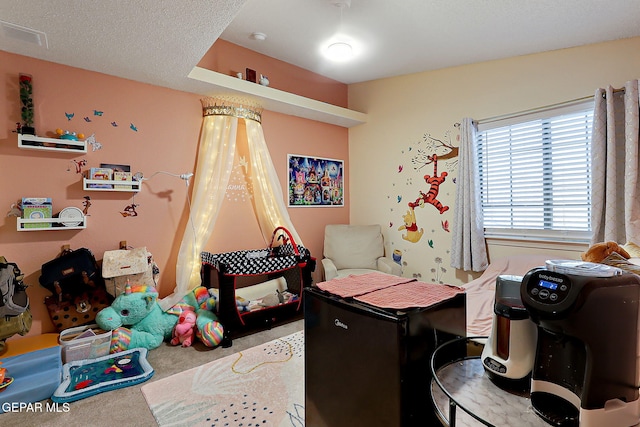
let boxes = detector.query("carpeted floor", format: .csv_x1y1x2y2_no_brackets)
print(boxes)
142,331,304,426
0,320,303,427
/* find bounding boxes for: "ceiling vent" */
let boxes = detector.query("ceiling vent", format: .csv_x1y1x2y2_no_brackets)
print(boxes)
0,20,48,49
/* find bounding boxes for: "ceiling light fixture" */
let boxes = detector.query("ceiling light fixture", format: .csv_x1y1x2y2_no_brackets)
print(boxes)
325,0,355,62
327,42,353,61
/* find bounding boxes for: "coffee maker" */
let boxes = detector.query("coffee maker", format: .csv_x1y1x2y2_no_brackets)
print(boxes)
521,260,640,427
481,275,537,390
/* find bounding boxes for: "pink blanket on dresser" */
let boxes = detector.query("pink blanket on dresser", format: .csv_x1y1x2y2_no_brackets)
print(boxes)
317,272,464,310
354,281,464,309
316,272,416,298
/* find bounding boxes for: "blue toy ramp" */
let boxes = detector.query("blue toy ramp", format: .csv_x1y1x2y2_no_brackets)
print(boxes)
51,347,154,403
0,345,62,413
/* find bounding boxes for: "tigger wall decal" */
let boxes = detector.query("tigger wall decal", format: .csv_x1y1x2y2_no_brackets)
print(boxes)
408,154,449,214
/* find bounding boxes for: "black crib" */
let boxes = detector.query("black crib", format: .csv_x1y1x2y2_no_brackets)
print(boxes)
200,228,315,344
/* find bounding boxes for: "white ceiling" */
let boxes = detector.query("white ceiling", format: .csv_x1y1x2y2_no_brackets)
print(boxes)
1,0,640,93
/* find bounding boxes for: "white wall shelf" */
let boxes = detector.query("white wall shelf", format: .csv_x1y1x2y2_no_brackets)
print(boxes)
187,66,368,128
18,134,87,154
17,216,87,231
83,178,141,192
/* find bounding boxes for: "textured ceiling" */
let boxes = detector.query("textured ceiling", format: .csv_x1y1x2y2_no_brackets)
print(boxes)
221,0,640,84
0,0,247,94
1,0,640,92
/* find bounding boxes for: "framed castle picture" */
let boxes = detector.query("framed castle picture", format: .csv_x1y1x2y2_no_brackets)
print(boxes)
288,154,344,207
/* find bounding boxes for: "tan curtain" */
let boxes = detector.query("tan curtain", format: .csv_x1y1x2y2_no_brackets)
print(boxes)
159,98,302,310
591,80,640,245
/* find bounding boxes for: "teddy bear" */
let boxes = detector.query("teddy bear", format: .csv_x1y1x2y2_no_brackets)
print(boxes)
170,309,197,347
96,283,224,353
580,241,631,263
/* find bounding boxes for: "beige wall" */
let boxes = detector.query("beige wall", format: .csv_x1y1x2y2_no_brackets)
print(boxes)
348,36,640,286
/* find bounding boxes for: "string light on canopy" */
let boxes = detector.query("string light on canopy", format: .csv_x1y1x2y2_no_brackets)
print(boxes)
159,96,303,310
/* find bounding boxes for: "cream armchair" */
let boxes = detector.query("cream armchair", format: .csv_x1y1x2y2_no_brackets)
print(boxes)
322,224,402,281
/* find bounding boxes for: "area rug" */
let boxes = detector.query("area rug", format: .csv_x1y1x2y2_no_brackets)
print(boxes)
141,331,304,427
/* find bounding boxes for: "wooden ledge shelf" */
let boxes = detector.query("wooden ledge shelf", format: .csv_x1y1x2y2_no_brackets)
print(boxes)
17,216,87,231
18,134,87,154
188,66,368,128
83,178,141,192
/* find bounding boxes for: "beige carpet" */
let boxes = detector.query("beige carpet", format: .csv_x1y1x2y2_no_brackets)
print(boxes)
142,331,304,427
0,320,303,427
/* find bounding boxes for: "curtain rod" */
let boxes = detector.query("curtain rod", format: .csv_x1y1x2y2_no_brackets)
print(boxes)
476,86,626,125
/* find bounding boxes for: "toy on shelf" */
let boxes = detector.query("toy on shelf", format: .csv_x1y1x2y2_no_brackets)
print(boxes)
55,128,85,141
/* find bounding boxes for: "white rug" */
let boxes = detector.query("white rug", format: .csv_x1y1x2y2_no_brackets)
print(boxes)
141,331,304,427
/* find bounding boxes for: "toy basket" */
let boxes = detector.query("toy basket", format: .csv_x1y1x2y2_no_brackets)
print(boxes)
201,227,315,343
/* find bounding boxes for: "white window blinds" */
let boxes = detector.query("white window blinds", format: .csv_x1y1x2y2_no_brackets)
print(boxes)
476,102,594,240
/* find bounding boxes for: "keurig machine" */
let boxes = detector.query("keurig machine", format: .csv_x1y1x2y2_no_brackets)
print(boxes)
521,260,640,427
481,275,537,391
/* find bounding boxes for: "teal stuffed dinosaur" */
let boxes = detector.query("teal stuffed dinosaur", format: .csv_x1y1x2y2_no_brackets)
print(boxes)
96,283,224,352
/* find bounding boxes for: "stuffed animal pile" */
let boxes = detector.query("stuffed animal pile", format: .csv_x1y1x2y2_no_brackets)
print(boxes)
96,283,224,353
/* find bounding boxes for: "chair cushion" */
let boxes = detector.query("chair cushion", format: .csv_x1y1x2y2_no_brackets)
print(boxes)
324,224,384,270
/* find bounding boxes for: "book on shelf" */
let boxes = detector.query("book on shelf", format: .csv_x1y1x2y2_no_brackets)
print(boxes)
113,171,134,189
89,167,113,188
100,163,130,172
22,197,52,229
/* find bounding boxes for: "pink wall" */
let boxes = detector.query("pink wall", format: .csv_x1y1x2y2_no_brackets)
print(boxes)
0,47,349,338
199,39,348,107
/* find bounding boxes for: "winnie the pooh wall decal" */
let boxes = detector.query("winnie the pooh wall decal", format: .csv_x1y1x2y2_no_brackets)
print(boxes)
387,124,460,282
398,206,424,242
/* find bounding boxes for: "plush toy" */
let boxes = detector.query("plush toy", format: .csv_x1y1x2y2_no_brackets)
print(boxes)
581,241,631,263
170,309,197,347
236,297,251,313
96,283,224,353
260,290,285,308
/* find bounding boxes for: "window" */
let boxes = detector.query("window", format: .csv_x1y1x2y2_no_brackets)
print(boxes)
476,101,594,242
